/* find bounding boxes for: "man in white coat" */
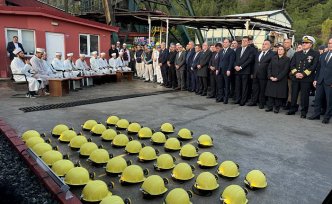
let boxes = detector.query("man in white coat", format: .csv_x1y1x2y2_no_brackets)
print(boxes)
116,52,131,71
90,51,103,74
108,53,118,72
30,48,49,88
75,54,95,76
10,48,42,98
153,45,162,83
51,52,65,77
99,52,111,74
63,53,80,78
42,52,59,78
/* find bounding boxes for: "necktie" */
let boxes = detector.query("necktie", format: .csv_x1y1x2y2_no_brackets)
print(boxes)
240,47,245,57
215,53,218,59
260,52,266,62
326,52,331,63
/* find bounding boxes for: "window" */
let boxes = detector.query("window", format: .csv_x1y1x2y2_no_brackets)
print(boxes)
79,34,99,56
5,28,36,56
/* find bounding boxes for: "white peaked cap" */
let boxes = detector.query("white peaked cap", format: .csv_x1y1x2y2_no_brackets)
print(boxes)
79,54,85,57
55,52,62,56
36,48,45,53
91,51,98,55
13,48,22,55
67,53,73,57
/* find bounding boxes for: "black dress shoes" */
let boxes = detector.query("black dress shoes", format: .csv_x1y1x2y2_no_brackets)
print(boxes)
286,111,295,115
265,108,273,112
322,118,330,124
247,102,257,106
300,114,306,119
308,115,320,120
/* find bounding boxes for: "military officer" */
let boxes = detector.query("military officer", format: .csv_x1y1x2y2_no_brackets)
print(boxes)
286,36,320,118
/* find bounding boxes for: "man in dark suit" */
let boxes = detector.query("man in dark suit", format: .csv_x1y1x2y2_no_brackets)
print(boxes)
247,39,275,109
308,38,332,123
191,45,202,93
197,42,212,96
286,36,320,118
207,43,222,98
186,41,196,92
158,42,169,86
234,36,254,106
175,44,186,90
216,38,236,104
7,36,25,60
167,44,177,89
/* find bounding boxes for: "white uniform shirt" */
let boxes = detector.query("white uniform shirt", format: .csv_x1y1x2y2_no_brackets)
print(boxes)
75,59,90,70
52,58,65,71
90,57,100,70
63,59,76,71
99,58,109,68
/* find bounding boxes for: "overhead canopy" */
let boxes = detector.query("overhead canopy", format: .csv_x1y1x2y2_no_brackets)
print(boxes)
114,11,294,33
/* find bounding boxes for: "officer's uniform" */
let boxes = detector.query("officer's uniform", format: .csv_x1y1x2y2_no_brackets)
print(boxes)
287,36,320,117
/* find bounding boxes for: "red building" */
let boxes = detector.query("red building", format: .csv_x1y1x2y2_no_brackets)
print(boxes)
0,0,119,78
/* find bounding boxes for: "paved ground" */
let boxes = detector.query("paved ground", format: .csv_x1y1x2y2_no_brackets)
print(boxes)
0,79,331,204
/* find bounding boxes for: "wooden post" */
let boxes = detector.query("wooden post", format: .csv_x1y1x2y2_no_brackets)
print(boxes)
102,0,112,25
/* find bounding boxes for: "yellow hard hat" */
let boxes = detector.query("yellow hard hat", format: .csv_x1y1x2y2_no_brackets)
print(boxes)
116,119,130,130
154,154,176,171
120,165,149,184
64,167,93,186
51,159,74,177
179,144,198,159
138,127,154,139
164,138,182,151
81,180,112,202
138,146,158,162
52,124,69,137
106,115,120,126
127,122,142,134
125,140,143,154
177,128,193,140
41,150,63,166
31,143,53,156
220,185,248,204
82,120,98,131
164,188,193,204
140,175,168,196
197,152,218,167
197,134,213,147
106,156,132,175
193,172,219,191
89,149,111,165
69,135,88,150
217,161,240,178
112,134,131,147
101,129,118,141
160,123,174,133
171,163,195,181
91,123,107,136
79,142,98,157
151,132,168,144
25,137,45,148
58,130,77,143
244,170,267,189
100,195,131,204
22,130,41,142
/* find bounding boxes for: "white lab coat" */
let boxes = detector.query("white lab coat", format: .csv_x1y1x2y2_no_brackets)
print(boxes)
10,57,41,92
63,59,80,78
75,59,95,76
90,57,103,74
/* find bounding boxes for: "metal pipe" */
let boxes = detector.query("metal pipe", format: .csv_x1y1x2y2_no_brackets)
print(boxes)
159,21,162,44
166,18,169,48
148,15,151,44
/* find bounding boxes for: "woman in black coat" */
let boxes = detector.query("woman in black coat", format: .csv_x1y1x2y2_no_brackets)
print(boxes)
265,46,290,113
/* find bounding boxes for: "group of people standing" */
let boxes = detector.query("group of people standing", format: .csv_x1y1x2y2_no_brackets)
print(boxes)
133,36,332,124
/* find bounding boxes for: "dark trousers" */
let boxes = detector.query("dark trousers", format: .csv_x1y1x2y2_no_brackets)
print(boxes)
191,70,198,92
168,64,177,88
161,64,169,86
290,81,311,114
267,97,283,109
208,71,217,97
176,67,185,89
251,78,267,105
216,73,230,101
198,76,208,94
313,82,332,119
187,67,192,91
230,73,236,98
235,74,250,104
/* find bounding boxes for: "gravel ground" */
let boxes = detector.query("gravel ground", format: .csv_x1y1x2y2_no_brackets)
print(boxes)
0,133,58,204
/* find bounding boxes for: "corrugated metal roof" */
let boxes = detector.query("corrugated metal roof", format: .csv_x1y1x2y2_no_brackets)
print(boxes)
226,9,293,23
